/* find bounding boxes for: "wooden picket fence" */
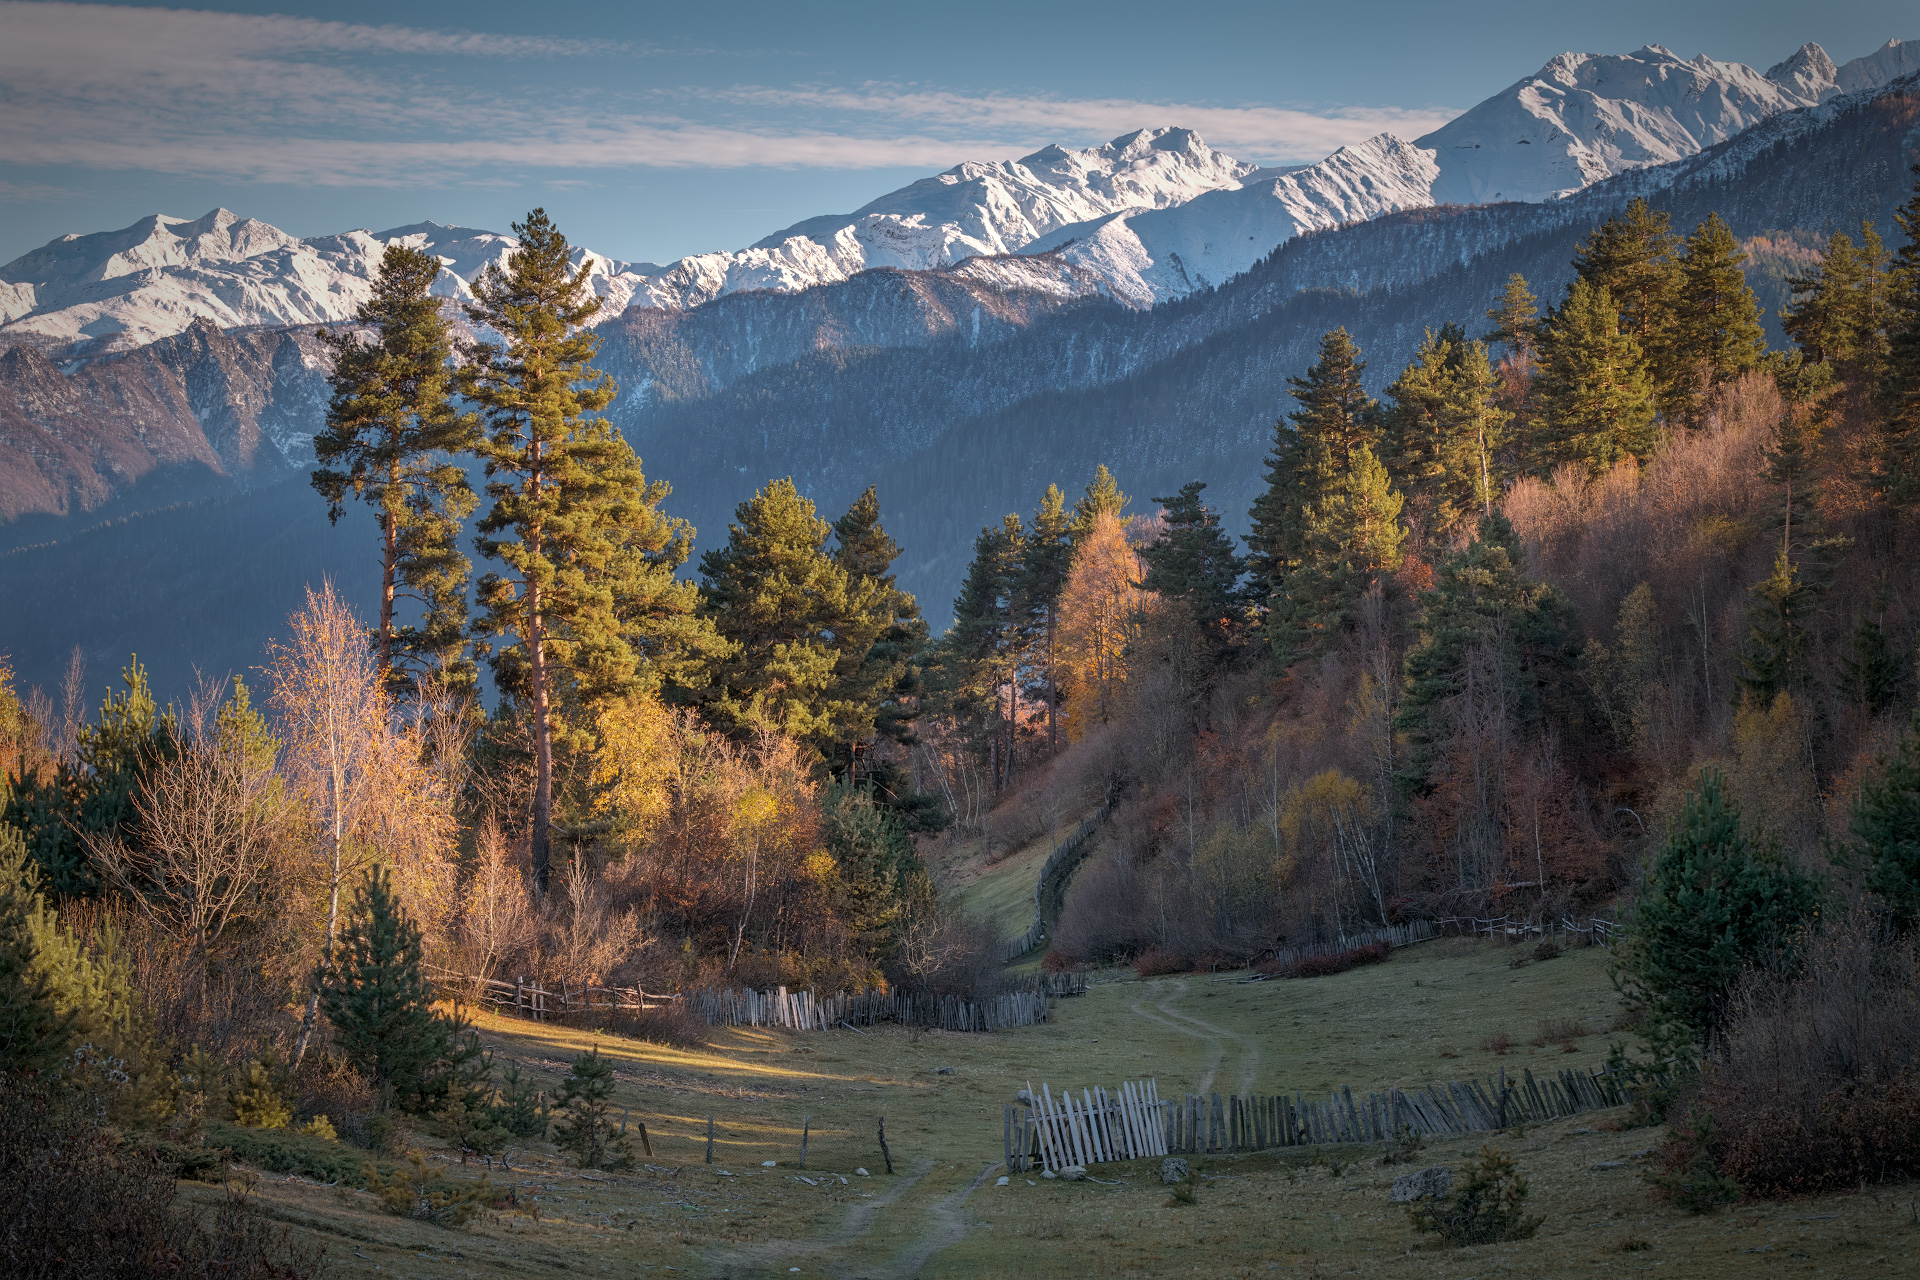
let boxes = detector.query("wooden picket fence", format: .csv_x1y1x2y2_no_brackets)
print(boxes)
1433,914,1619,948
1009,1078,1169,1173
1007,1060,1687,1172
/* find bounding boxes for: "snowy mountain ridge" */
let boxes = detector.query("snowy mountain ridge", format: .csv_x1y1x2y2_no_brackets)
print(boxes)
2,38,1916,353
1033,38,1920,304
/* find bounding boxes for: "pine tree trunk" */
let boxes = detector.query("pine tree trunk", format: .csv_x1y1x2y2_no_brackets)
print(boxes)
378,505,398,680
528,572,554,893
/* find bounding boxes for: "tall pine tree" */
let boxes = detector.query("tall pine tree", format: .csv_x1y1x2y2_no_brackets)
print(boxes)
1142,481,1244,644
1380,329,1512,543
1667,212,1768,425
1531,278,1659,475
1881,166,1920,507
1017,484,1074,753
464,209,707,888
829,486,928,765
315,243,478,693
1069,464,1129,542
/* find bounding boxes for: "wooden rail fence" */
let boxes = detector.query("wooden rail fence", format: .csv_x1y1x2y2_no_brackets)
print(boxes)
1245,920,1436,977
429,964,1087,1034
1007,1060,1686,1172
1433,914,1619,948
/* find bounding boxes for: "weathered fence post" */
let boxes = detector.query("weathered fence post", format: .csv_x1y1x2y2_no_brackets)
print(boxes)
878,1116,894,1174
705,1114,714,1164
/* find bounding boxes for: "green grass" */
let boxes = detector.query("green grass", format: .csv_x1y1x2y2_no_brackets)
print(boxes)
203,938,1917,1279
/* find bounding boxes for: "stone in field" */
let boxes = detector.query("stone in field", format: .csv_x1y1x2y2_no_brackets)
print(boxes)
1160,1158,1191,1184
1390,1166,1453,1203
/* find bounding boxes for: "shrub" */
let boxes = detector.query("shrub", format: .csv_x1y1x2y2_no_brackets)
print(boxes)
229,1054,293,1130
1647,1110,1742,1212
298,1115,338,1142
1265,943,1388,979
1408,1145,1543,1246
363,1153,491,1227
1532,939,1563,962
208,1119,395,1187
0,1087,325,1278
1480,1033,1512,1055
1531,1017,1585,1047
1134,947,1187,977
599,1001,706,1048
1702,911,1920,1195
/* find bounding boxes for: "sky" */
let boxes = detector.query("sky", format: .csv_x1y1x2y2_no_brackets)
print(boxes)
1,0,1916,265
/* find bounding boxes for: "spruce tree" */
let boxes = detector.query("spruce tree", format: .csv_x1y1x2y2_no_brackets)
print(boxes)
1734,548,1818,706
1142,481,1244,642
1070,464,1129,541
464,209,711,888
1397,514,1580,789
1381,330,1512,542
942,516,1025,792
1017,485,1075,753
1248,329,1378,641
1484,273,1540,364
1571,198,1680,354
699,478,896,757
321,866,444,1109
1837,616,1905,716
1531,279,1659,475
1881,166,1920,506
829,486,928,763
1848,711,1920,932
1783,228,1866,367
551,1047,634,1169
1618,768,1819,1049
1667,213,1768,425
315,243,478,693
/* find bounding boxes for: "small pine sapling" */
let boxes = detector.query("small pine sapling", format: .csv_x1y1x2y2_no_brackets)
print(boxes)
551,1047,634,1170
1408,1145,1543,1245
490,1063,547,1139
1646,1110,1742,1212
363,1153,492,1227
437,1091,512,1164
229,1054,294,1130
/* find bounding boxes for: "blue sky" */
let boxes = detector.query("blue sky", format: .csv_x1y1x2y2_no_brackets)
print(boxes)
1,0,1915,264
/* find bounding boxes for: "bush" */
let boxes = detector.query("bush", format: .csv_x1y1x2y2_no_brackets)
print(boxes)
208,1119,397,1187
1647,1110,1742,1212
0,1086,325,1278
1274,943,1388,980
1134,947,1188,977
1701,911,1920,1196
551,1047,634,1170
1532,939,1564,962
229,1054,293,1130
1408,1145,1543,1246
599,1001,706,1048
363,1153,491,1227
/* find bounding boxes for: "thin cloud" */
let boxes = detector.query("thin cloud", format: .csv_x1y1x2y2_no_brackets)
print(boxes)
0,1,1464,187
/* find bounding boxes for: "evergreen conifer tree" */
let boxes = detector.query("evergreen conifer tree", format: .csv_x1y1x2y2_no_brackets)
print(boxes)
1667,213,1768,425
1881,166,1920,506
464,209,714,888
1848,711,1920,932
1837,616,1905,717
1380,330,1512,542
942,516,1025,792
1531,279,1659,475
1142,481,1244,642
551,1046,634,1169
1069,464,1129,541
1783,228,1866,367
0,832,68,1077
1735,549,1818,706
700,478,899,757
1571,198,1681,354
1617,768,1819,1049
321,867,444,1109
1484,273,1541,364
315,243,478,692
1397,514,1580,788
1017,485,1075,752
1248,329,1379,640
2,658,177,896
829,486,928,762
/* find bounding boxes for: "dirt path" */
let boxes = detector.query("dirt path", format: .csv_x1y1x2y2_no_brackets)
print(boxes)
1131,977,1263,1096
697,1157,994,1279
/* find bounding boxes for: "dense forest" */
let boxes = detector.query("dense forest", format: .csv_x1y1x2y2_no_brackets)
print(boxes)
5,169,1920,1252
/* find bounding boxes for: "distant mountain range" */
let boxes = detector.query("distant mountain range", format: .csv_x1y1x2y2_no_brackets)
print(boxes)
2,37,1919,699
5,37,1914,361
